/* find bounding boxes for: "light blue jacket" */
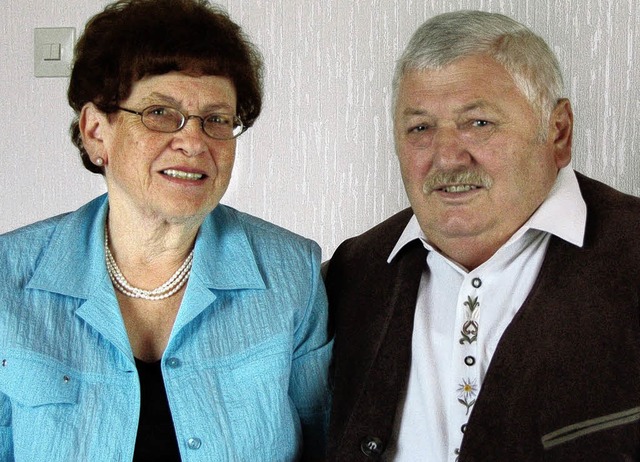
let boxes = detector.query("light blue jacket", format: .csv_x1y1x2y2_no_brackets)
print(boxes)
0,195,332,461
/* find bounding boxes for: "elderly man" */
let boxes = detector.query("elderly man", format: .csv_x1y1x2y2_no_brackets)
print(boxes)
325,10,640,461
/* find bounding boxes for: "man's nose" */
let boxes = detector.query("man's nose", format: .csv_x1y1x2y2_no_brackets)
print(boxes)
432,126,472,168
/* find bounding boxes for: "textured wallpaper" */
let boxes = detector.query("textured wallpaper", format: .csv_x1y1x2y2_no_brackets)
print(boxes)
0,0,638,257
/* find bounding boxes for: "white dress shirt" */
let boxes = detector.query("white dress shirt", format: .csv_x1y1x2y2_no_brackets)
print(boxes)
383,167,587,461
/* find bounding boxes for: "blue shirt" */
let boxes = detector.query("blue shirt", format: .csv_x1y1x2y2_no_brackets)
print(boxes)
0,195,332,461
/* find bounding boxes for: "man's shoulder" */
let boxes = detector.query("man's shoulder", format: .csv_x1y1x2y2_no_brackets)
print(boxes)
576,172,640,233
324,208,415,282
577,172,640,209
333,208,413,259
568,173,640,274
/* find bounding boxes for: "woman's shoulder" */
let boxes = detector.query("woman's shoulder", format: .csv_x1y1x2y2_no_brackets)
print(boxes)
0,213,66,253
0,196,106,273
199,205,324,287
0,214,66,292
215,204,321,253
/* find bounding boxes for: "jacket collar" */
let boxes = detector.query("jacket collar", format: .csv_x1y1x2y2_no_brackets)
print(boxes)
172,204,267,334
26,195,109,299
190,204,266,291
26,195,266,298
25,196,266,361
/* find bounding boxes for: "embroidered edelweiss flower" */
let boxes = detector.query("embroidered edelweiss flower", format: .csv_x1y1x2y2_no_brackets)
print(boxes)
457,378,478,401
457,378,478,415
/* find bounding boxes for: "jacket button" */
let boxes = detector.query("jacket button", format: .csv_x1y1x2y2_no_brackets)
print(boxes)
187,437,202,450
166,357,181,368
360,436,384,458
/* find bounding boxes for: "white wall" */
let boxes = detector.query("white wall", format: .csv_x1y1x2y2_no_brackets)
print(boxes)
1,0,638,258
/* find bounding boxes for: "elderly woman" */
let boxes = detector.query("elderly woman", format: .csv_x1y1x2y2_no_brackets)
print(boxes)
0,0,331,460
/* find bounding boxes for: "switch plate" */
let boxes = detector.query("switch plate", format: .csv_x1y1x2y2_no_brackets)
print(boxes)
34,27,75,77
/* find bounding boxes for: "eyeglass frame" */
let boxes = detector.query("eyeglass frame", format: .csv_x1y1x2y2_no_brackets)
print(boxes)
116,105,247,140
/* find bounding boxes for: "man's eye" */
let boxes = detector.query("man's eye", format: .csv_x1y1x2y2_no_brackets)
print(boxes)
409,124,429,133
471,120,491,128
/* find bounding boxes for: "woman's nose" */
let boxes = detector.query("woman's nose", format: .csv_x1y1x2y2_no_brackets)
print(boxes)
172,117,208,156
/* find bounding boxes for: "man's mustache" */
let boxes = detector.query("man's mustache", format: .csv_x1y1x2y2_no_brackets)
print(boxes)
422,169,494,193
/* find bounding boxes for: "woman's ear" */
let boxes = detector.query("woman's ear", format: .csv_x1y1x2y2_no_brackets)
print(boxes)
550,98,573,169
79,103,109,166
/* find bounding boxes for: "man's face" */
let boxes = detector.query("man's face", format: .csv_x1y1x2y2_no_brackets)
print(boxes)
394,54,571,268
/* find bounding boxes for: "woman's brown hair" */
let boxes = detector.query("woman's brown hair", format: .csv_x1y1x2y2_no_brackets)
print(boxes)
68,0,263,174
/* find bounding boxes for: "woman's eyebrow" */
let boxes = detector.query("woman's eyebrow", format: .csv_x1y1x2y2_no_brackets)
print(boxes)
201,102,235,113
138,93,234,113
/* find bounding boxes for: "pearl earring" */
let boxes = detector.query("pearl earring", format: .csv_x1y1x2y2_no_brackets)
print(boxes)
95,157,104,166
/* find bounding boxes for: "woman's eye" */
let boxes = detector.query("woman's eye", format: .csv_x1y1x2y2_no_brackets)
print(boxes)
206,114,232,125
148,107,169,116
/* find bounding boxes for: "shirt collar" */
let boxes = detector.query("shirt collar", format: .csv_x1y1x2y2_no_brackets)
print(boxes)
388,166,586,263
388,214,426,263
519,166,586,247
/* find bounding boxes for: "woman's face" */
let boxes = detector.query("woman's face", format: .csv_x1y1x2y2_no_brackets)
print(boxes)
96,72,238,225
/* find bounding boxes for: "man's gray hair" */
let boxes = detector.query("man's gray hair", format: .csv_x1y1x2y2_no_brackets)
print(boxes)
393,10,564,130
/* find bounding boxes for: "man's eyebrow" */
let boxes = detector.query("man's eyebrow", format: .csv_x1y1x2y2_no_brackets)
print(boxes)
399,100,507,119
459,100,505,116
461,100,488,111
401,107,432,117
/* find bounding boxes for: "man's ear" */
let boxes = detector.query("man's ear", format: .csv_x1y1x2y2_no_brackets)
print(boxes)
79,103,109,163
549,98,573,169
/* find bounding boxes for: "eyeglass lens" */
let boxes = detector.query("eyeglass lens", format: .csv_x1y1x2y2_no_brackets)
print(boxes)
141,106,243,139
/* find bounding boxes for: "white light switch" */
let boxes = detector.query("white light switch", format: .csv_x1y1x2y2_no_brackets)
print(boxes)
34,27,75,77
43,43,62,61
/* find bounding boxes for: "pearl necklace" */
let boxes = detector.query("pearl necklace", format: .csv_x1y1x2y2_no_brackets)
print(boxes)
104,227,194,301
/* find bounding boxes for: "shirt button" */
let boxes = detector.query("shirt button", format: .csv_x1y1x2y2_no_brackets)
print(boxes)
360,436,384,457
187,437,202,450
464,356,476,366
166,357,181,368
472,277,482,288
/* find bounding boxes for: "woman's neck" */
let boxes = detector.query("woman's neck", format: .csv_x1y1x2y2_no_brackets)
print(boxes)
105,206,202,290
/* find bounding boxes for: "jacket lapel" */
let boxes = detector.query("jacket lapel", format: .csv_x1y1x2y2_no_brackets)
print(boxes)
171,205,266,335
